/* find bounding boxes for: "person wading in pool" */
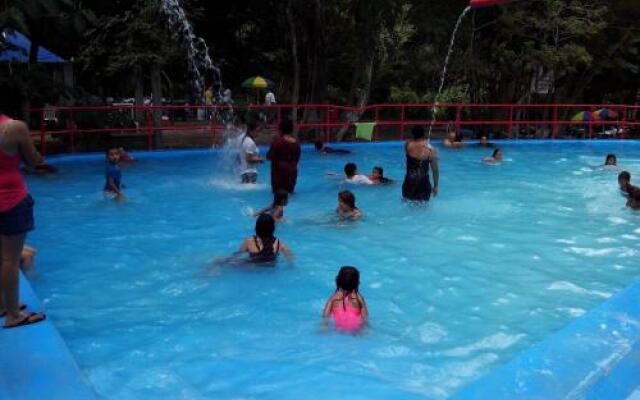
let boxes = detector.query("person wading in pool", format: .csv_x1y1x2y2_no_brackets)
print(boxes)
237,116,264,184
267,119,301,194
402,126,440,202
0,89,46,328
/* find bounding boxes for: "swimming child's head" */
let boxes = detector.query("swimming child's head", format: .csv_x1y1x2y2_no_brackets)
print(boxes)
344,163,357,178
338,190,357,210
274,190,289,206
107,148,120,164
372,166,384,179
411,125,425,140
619,171,631,188
335,266,360,293
279,119,294,135
492,148,502,160
605,154,617,166
255,213,276,239
314,141,325,151
480,136,488,145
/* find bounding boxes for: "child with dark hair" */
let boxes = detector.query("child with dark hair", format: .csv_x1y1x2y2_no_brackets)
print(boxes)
337,190,362,220
216,213,293,265
344,162,373,184
252,190,288,222
370,166,394,184
618,171,639,197
322,266,368,332
103,148,125,201
605,154,617,166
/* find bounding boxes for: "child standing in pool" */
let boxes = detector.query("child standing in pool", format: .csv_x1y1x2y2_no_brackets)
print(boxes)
252,190,288,222
104,148,125,201
322,266,368,332
337,190,362,220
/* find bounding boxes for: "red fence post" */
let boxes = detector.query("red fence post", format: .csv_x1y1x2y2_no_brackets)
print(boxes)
373,106,380,141
621,105,627,139
455,105,462,137
552,105,559,139
400,105,406,139
324,105,330,143
70,109,76,152
39,109,46,156
146,107,153,150
508,106,514,139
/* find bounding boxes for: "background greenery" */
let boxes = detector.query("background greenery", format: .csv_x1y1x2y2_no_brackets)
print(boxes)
1,0,640,109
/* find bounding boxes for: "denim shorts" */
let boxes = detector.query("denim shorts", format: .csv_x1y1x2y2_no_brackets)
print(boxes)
0,195,34,236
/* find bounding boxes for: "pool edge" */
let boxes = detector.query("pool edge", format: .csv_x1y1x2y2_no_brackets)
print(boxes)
452,279,640,399
0,273,97,400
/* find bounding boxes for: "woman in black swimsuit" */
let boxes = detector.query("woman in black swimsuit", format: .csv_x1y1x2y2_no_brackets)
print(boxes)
402,126,439,202
216,214,293,265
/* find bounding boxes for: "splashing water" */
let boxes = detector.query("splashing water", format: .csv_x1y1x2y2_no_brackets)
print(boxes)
159,0,222,98
427,6,471,140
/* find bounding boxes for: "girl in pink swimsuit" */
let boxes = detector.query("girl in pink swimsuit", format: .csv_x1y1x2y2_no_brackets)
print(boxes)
322,266,368,332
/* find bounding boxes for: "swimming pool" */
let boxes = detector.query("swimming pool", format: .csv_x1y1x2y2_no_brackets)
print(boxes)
27,141,640,399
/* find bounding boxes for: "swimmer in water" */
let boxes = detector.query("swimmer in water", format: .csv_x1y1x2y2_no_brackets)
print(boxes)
478,135,494,148
315,141,351,154
344,163,373,184
618,171,640,197
252,190,288,222
604,154,617,166
483,148,503,164
322,266,368,332
337,190,362,220
103,148,125,201
215,214,293,265
443,131,464,149
369,166,394,184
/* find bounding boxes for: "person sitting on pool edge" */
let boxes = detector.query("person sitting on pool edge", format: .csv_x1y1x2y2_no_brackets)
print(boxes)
217,214,293,265
315,140,351,155
369,166,394,184
344,162,373,184
604,153,617,166
337,190,362,220
252,190,288,222
104,148,125,201
483,148,503,164
322,266,368,332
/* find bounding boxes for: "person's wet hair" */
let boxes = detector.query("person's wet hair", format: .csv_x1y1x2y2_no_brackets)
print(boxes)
373,166,384,176
335,266,360,293
411,125,425,140
605,154,617,165
492,148,501,158
273,190,288,206
344,163,357,178
339,190,357,209
619,171,631,181
279,119,294,135
255,213,276,239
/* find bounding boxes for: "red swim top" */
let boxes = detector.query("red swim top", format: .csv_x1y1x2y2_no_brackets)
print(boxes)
0,115,28,212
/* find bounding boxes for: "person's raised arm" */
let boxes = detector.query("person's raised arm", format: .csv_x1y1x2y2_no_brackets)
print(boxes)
13,120,42,168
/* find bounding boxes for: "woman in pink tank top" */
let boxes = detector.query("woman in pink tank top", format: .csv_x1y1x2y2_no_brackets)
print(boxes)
0,106,46,328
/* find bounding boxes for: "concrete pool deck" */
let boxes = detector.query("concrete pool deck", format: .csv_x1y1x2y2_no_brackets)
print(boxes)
0,274,96,400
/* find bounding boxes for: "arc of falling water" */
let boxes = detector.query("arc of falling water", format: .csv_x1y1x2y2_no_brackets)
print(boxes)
159,0,222,98
427,6,471,141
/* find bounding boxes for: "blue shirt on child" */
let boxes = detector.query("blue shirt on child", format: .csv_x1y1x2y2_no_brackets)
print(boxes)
104,163,122,192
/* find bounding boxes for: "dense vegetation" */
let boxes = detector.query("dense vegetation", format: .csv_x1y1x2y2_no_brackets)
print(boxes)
1,0,640,109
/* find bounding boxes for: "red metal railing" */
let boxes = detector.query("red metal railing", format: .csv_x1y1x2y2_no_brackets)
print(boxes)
26,103,640,156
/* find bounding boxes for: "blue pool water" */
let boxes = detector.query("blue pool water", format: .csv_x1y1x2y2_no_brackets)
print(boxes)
26,141,640,399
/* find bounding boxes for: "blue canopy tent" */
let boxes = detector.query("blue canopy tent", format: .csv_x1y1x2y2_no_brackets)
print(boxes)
0,30,66,63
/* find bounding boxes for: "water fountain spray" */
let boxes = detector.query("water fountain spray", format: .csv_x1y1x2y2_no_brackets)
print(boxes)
159,0,222,98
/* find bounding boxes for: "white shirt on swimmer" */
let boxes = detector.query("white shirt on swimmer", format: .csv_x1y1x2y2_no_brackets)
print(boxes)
345,174,373,185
